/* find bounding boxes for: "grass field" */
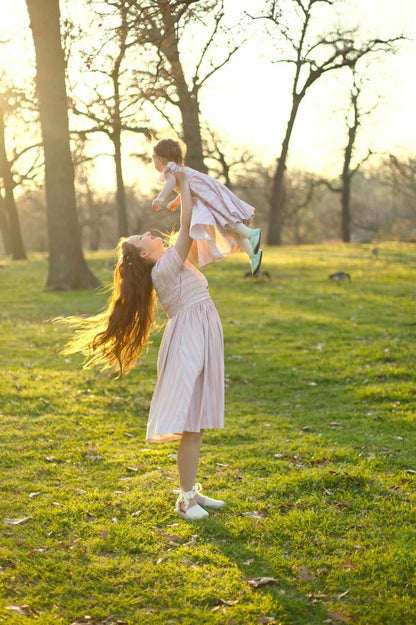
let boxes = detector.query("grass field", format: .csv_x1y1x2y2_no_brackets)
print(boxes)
0,243,415,625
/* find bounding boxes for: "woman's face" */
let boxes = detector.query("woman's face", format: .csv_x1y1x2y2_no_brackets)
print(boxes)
127,232,164,256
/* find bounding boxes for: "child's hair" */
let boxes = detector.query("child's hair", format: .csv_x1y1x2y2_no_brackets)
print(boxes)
59,239,155,376
153,138,185,165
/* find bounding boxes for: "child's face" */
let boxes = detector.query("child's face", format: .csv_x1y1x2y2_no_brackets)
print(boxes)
152,151,166,173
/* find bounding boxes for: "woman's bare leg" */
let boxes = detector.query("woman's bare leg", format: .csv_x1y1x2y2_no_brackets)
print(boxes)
177,431,203,507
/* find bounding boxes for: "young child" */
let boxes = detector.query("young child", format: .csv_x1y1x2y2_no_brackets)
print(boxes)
151,138,263,275
61,174,225,521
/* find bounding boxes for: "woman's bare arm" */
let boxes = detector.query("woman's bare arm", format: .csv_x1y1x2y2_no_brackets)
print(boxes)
174,174,193,262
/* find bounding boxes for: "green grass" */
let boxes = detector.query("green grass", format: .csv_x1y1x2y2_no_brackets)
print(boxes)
0,243,415,625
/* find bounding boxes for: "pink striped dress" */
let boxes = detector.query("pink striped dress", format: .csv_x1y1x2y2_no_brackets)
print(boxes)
146,246,224,443
161,162,255,268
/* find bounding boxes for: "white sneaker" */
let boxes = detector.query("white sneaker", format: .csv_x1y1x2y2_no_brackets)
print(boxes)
195,483,225,508
175,489,209,520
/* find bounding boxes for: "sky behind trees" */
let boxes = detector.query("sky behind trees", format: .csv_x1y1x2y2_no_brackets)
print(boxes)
0,0,415,186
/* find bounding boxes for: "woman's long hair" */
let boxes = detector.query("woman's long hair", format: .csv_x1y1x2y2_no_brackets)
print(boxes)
60,239,156,376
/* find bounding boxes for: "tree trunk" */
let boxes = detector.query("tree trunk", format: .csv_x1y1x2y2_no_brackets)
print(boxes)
0,107,27,260
268,99,300,245
0,193,11,255
341,125,355,243
179,91,206,173
159,20,207,173
341,173,351,242
113,127,128,237
26,0,100,289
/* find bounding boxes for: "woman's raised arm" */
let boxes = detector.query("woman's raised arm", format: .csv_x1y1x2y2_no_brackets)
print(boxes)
174,173,193,262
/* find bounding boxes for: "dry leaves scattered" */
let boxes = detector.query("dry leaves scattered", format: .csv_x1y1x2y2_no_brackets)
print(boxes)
247,576,279,588
3,517,32,526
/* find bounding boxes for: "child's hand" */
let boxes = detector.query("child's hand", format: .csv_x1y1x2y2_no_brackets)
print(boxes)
152,198,163,211
167,195,181,212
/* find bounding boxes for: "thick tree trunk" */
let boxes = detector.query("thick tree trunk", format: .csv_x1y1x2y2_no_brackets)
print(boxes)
0,108,27,260
179,91,206,173
26,0,99,289
268,99,300,245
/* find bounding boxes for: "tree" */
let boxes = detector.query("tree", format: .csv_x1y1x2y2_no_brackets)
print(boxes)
129,0,242,172
26,0,99,289
202,126,253,190
66,0,152,238
252,0,403,244
0,94,27,260
322,70,376,241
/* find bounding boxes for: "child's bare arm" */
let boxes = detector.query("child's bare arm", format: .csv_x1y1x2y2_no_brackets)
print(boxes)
152,172,176,211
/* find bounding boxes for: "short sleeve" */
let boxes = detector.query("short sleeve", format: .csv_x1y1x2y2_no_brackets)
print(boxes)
152,246,184,283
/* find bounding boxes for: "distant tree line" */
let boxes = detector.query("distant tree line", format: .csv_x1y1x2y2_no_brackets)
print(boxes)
0,0,412,290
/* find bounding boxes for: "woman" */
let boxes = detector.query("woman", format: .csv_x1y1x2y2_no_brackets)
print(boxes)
62,174,225,520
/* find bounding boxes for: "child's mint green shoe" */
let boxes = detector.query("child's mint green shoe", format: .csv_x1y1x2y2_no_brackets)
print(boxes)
249,228,261,254
251,249,263,275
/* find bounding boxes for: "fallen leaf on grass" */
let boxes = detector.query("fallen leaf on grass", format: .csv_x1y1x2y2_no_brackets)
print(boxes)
307,593,329,601
70,618,127,625
45,456,64,463
182,556,200,570
257,617,276,624
337,589,351,599
334,500,353,508
296,565,315,582
125,465,144,472
405,469,416,475
3,517,33,526
26,546,48,556
161,533,184,546
74,489,87,495
300,425,313,432
241,509,268,519
183,534,198,547
213,598,239,606
29,491,42,498
131,510,142,518
6,604,39,616
247,577,279,588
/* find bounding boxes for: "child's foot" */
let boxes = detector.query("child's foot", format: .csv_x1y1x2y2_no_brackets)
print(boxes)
249,228,261,254
251,249,263,275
